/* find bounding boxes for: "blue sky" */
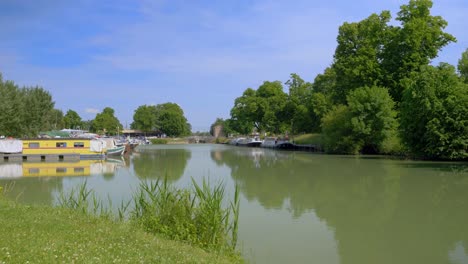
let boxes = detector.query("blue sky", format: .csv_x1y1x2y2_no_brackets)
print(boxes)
1,0,467,131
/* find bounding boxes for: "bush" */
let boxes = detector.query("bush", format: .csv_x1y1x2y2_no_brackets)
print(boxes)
322,86,398,154
322,105,361,154
150,138,168,144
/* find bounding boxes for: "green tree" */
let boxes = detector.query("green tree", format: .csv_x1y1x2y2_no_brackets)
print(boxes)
154,103,191,137
346,86,398,153
91,107,123,135
322,86,397,154
0,75,23,137
131,105,157,132
312,67,337,95
230,88,257,134
63,109,82,129
400,64,468,160
458,48,468,83
230,81,288,134
48,109,65,130
381,0,456,101
321,105,357,154
20,87,55,137
285,74,315,133
332,11,391,103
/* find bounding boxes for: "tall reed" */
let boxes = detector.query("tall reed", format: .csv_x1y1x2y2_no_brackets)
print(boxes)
58,178,240,255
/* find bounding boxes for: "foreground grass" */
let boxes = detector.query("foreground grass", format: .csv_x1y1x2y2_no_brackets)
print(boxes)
0,199,240,263
293,133,324,145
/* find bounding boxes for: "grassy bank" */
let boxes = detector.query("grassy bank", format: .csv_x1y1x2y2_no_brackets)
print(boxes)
0,199,240,263
0,180,242,263
292,133,324,145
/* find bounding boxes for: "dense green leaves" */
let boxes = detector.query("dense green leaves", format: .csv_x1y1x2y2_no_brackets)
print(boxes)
382,0,456,101
63,109,82,129
131,105,158,132
332,11,391,103
400,64,468,159
131,103,191,137
458,48,468,83
322,86,397,154
155,103,191,137
230,82,289,134
0,75,59,137
91,107,123,135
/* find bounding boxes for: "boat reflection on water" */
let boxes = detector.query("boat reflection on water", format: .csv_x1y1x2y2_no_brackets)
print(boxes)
0,158,126,178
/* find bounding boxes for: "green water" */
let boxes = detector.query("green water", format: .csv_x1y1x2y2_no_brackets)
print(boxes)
1,144,468,264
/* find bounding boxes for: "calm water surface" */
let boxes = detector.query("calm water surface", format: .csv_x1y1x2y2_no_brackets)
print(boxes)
1,144,468,264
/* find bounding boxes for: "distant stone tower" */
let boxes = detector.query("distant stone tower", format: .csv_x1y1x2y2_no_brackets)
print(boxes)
213,125,224,138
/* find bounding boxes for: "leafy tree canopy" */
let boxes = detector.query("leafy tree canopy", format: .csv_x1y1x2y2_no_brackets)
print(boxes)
131,105,157,132
63,109,82,129
91,107,123,135
458,48,468,83
400,64,468,160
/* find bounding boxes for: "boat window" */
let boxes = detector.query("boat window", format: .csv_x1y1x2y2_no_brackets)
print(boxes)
74,167,85,173
29,142,40,148
56,142,67,148
28,168,39,174
74,142,85,148
56,168,67,173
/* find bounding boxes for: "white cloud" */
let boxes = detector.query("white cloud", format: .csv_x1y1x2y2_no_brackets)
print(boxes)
85,108,100,114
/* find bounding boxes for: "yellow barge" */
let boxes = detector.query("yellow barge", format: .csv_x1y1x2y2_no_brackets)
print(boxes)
0,138,106,161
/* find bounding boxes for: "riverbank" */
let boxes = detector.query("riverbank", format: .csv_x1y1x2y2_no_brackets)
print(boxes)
0,199,241,263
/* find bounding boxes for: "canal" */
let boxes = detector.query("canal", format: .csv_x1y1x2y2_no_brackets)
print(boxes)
1,144,468,264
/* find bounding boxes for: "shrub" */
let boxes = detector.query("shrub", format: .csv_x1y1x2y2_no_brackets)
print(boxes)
150,138,168,144
322,86,398,154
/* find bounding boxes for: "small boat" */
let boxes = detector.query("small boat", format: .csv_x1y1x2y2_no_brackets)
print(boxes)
106,145,125,156
100,138,126,156
237,136,263,147
260,137,295,149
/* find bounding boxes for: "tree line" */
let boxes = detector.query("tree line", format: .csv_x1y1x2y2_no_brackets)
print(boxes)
212,0,468,160
0,74,191,138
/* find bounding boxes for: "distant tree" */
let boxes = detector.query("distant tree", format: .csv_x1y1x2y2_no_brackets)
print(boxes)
230,88,257,134
400,64,468,159
48,109,65,130
131,105,157,132
230,81,288,134
81,120,93,131
284,73,315,133
63,109,82,129
20,87,55,137
91,107,123,135
458,48,468,83
154,103,191,137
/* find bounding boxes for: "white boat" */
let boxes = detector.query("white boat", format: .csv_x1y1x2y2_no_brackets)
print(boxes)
260,137,294,149
106,145,125,156
101,138,126,156
237,136,262,147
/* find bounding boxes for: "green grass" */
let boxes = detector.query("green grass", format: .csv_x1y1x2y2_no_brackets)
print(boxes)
0,198,241,263
150,138,169,144
293,133,324,145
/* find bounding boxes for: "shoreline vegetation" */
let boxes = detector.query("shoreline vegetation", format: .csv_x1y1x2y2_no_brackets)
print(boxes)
208,0,468,161
0,180,243,263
